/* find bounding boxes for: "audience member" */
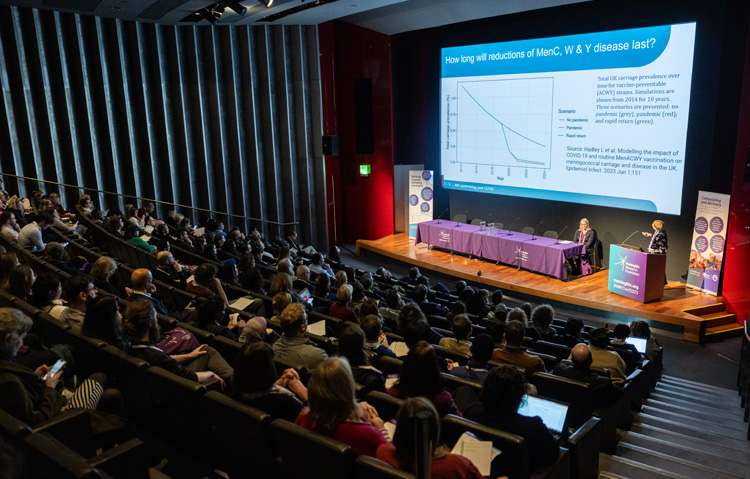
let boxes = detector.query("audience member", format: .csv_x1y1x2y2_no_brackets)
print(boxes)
187,263,229,305
360,314,396,359
7,265,35,301
492,320,546,374
126,268,171,316
30,272,63,312
439,314,472,355
238,253,265,294
329,284,359,323
272,303,328,370
530,304,556,341
337,323,386,395
190,296,243,341
0,211,20,243
233,342,307,422
630,320,660,360
124,225,154,253
90,256,124,296
610,324,642,375
553,343,623,408
43,242,84,275
58,274,98,330
449,333,495,383
295,357,387,457
388,341,460,417
587,328,627,384
238,316,272,345
412,284,448,317
17,212,53,251
376,397,483,479
0,252,18,289
553,318,585,347
464,365,560,471
82,296,125,348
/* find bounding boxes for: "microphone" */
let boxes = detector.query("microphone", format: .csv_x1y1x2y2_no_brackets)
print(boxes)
506,217,520,236
456,210,469,227
435,208,449,224
530,220,544,240
554,225,569,245
621,230,641,247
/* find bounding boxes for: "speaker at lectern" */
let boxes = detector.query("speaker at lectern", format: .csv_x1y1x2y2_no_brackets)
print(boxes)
607,244,666,303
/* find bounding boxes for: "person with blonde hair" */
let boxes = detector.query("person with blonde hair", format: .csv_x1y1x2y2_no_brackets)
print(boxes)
295,356,388,457
329,283,358,323
642,220,668,254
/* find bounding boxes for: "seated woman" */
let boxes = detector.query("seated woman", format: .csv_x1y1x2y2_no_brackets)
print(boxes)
464,365,560,470
29,272,67,317
7,265,35,302
530,304,556,341
233,342,307,422
388,341,460,417
121,298,233,388
90,256,125,297
573,218,597,274
82,296,125,349
328,284,358,323
295,357,388,457
190,296,244,342
376,397,483,479
187,263,229,305
0,307,122,425
629,320,660,360
337,323,386,396
0,252,19,289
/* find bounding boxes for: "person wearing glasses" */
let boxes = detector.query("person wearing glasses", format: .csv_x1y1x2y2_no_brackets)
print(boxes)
55,274,98,331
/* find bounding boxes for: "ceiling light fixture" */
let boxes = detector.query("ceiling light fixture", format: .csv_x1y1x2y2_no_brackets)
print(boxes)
223,0,247,15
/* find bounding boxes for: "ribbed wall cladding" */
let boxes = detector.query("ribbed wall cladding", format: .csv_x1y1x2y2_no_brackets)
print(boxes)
0,5,327,247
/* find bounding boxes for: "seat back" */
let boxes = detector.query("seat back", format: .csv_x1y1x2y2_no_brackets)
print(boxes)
23,431,105,479
211,335,242,364
440,414,530,479
452,214,467,224
356,456,415,479
543,230,559,239
204,391,278,477
533,341,572,362
365,390,404,422
270,418,356,479
521,226,534,235
65,329,107,377
98,345,153,425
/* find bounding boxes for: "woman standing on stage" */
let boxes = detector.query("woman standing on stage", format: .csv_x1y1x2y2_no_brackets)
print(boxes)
642,220,668,254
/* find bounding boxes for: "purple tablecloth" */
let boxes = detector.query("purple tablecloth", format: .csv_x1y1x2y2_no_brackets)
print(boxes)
415,220,584,279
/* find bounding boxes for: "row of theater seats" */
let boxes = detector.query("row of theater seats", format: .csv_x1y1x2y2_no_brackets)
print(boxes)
35,207,656,478
740,321,750,440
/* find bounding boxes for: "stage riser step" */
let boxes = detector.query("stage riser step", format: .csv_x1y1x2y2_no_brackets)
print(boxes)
652,386,742,408
682,303,726,316
619,434,750,475
642,400,748,425
702,313,737,324
615,444,743,479
647,394,747,422
630,423,750,458
634,414,748,441
704,325,744,340
661,375,739,395
599,454,691,479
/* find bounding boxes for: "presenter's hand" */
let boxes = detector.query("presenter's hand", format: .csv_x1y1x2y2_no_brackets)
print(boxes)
641,232,652,237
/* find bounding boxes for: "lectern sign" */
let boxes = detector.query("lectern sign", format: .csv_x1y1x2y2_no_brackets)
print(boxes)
608,244,666,303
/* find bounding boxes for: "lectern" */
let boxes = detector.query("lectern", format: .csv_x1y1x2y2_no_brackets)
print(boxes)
607,244,666,303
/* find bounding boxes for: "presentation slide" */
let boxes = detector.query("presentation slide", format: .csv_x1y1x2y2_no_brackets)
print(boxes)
440,23,696,215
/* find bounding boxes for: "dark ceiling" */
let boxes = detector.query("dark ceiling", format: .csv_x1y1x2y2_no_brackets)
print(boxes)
0,0,589,34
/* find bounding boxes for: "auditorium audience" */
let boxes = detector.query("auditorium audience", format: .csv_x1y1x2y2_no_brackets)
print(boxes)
17,212,53,251
464,365,560,471
295,356,388,457
272,303,328,370
388,341,460,417
376,397,483,479
233,342,307,422
492,320,546,374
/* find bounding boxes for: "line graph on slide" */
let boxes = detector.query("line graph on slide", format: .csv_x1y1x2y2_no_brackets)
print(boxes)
456,78,553,169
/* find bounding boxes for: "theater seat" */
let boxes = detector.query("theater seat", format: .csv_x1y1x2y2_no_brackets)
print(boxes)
271,418,356,479
356,456,415,479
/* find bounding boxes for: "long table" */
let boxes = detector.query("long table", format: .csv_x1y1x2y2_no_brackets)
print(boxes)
414,219,585,279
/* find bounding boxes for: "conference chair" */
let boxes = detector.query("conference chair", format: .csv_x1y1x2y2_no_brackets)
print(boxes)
356,456,415,479
452,213,467,224
521,226,535,235
543,230,559,239
471,218,482,225
271,418,357,479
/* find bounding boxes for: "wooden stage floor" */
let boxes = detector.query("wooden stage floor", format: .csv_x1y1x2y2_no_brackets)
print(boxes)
356,233,720,343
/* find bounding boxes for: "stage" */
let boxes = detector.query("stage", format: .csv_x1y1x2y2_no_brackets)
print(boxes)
356,233,725,343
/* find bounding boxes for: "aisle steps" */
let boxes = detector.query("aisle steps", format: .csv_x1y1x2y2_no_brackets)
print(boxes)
599,375,747,479
682,303,742,342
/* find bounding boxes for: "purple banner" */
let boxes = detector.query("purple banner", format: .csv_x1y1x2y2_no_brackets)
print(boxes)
415,220,583,279
686,191,730,295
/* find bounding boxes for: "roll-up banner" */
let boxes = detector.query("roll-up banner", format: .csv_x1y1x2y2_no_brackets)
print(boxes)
409,170,434,238
686,191,730,295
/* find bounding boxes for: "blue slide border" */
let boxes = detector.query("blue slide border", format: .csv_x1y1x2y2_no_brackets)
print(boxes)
443,180,658,212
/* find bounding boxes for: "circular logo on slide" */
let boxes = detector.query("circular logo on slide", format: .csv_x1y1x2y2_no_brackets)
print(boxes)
710,235,725,254
422,171,432,181
694,236,708,253
420,202,430,213
709,216,724,234
409,194,418,206
694,217,708,235
421,187,433,201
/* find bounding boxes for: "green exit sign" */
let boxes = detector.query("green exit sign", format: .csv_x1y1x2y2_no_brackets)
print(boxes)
360,165,371,177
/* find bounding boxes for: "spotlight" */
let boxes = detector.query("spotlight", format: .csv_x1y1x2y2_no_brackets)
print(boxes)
198,6,222,23
223,0,247,15
256,0,273,7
